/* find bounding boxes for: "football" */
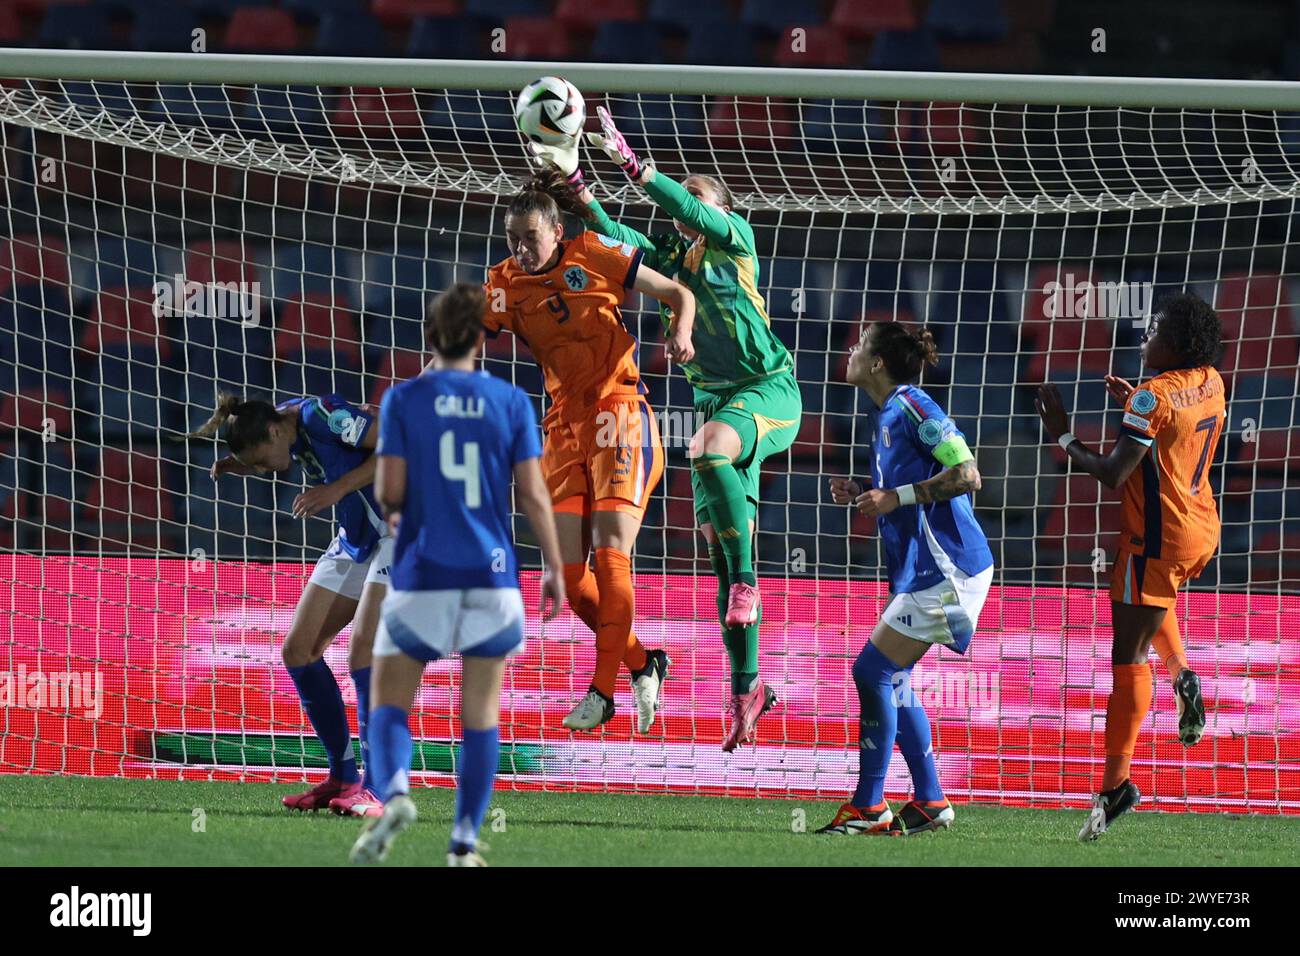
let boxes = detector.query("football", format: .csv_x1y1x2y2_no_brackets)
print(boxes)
514,75,585,146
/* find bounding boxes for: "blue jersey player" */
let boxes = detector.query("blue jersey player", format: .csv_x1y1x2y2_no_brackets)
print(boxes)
819,321,995,837
195,389,392,817
350,283,564,867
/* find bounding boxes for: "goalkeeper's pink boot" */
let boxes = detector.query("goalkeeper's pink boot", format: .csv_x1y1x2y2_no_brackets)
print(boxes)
329,787,384,818
724,582,761,628
282,777,361,812
722,680,778,752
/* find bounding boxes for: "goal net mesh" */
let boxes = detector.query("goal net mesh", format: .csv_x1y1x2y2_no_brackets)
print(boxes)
1,71,1297,811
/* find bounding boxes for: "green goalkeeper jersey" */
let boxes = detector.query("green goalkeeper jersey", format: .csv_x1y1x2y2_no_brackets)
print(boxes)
585,172,793,399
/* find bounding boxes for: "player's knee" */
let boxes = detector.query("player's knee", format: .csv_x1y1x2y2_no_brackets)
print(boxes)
282,630,325,669
690,422,739,461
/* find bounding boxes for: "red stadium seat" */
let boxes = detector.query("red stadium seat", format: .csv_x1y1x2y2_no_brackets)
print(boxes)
83,289,171,359
774,25,849,67
1234,429,1300,478
0,2,23,46
1249,530,1300,586
275,294,362,365
706,97,796,151
1212,273,1299,379
0,386,73,436
554,0,641,30
368,348,426,405
185,240,257,289
371,0,459,26
332,87,422,139
790,413,837,461
1038,474,1121,564
1021,265,1117,380
0,234,70,293
224,7,299,52
82,448,174,525
501,16,573,59
829,0,915,37
663,467,696,537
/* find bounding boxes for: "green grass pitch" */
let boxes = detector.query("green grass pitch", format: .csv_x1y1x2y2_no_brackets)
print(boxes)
2,776,1297,866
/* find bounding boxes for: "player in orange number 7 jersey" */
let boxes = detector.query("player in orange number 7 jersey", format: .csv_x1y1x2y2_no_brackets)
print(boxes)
1036,293,1224,842
484,166,696,733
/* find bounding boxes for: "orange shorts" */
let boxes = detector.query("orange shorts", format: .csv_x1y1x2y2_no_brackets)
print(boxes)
1110,548,1214,609
543,396,663,520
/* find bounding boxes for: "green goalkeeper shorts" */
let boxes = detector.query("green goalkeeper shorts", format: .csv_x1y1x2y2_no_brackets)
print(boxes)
690,371,803,525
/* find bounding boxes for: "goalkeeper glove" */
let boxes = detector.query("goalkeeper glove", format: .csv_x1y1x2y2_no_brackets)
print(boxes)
526,136,586,194
585,105,644,182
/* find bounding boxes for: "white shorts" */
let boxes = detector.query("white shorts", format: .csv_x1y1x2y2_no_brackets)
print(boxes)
374,587,526,663
307,534,393,601
881,565,993,654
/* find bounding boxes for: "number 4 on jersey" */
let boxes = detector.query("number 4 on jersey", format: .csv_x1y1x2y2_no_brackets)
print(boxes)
440,431,481,508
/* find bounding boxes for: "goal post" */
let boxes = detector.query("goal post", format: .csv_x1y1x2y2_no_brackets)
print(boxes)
2,49,1297,812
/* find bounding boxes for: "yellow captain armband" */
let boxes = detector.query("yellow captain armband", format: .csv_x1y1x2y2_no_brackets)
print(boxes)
932,434,974,468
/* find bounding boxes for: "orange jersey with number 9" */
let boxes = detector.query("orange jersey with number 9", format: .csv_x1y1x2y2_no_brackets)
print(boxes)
484,231,646,427
1117,366,1225,560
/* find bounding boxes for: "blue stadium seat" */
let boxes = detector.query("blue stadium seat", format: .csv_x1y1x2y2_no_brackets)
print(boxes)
272,351,364,404
615,93,706,151
868,30,942,71
800,100,872,154
132,10,203,52
685,20,756,66
647,0,700,33
464,0,549,21
259,242,352,302
359,248,441,322
90,237,163,293
425,89,516,142
315,11,388,56
591,21,665,63
926,0,1009,42
284,0,366,22
239,86,330,144
38,5,113,50
59,81,137,117
741,0,823,34
406,16,482,58
152,83,239,131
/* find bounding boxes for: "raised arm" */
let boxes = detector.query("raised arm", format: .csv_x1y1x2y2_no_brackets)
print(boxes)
632,263,695,363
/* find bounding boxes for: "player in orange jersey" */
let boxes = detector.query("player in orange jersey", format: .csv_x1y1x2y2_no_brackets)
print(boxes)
484,167,696,733
1036,293,1224,841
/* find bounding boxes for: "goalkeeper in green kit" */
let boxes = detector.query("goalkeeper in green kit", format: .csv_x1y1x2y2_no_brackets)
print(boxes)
527,106,803,752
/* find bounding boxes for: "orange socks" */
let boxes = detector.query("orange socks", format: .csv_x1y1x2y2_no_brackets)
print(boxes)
563,553,647,699
1102,663,1153,792
1150,613,1188,682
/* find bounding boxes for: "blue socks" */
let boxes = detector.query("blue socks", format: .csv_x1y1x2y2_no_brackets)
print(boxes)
351,667,372,793
851,643,899,807
369,704,412,802
850,643,946,807
287,659,358,784
895,669,944,803
450,726,499,855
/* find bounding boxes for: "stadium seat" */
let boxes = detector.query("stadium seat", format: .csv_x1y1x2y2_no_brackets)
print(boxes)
829,0,915,37
83,288,172,359
283,0,365,22
0,2,22,44
406,16,482,58
741,0,824,35
554,0,640,31
868,29,941,71
223,7,299,52
926,0,1009,42
774,26,849,67
1210,273,1299,380
1021,264,1120,381
615,93,706,150
262,242,350,301
131,9,202,52
332,87,422,139
368,348,426,404
1,234,69,292
240,85,329,142
371,0,458,27
684,19,756,66
185,239,258,291
1038,474,1121,567
37,4,113,49
464,0,547,21
359,248,440,322
1234,428,1300,478
152,83,239,131
591,21,665,64
706,96,795,150
275,293,362,365
500,16,572,59
274,349,364,402
426,89,516,140
81,448,175,551
315,11,387,56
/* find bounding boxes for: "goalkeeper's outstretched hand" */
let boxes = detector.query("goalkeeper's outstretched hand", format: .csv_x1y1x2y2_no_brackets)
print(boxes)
526,136,586,193
585,105,644,181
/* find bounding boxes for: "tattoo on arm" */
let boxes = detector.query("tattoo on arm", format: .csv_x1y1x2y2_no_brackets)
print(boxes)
914,460,981,504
